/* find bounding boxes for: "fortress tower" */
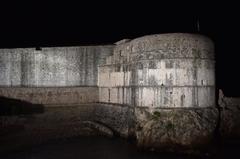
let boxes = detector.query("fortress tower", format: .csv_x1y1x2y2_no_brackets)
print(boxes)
0,33,218,152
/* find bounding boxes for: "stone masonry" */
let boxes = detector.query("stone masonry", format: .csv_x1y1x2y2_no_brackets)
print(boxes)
1,33,237,154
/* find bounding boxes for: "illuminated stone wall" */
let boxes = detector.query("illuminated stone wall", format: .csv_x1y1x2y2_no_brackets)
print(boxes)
0,46,113,87
98,33,215,108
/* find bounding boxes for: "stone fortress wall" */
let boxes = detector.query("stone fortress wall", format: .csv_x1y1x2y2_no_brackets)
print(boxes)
97,34,218,142
0,34,215,108
0,33,239,153
99,33,215,108
0,46,113,104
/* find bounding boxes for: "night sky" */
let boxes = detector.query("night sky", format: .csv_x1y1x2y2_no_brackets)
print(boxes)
0,2,239,97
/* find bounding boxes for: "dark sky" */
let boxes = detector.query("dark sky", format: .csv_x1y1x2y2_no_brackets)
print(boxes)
0,2,239,97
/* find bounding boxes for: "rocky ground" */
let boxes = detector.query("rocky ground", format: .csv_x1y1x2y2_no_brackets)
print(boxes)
1,90,240,156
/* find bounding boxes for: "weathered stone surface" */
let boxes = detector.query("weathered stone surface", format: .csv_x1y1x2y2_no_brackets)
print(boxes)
0,87,98,105
0,46,113,87
81,121,114,137
218,90,240,139
93,103,135,137
112,33,214,63
135,107,218,153
99,33,215,108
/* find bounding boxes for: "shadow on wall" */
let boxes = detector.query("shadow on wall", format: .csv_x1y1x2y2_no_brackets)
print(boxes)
0,96,44,116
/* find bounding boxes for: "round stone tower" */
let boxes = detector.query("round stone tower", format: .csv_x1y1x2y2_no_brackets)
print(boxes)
130,33,218,152
130,33,215,108
99,33,218,152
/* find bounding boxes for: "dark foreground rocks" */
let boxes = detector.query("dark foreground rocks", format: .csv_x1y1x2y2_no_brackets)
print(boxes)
2,91,240,155
135,107,219,154
218,90,240,140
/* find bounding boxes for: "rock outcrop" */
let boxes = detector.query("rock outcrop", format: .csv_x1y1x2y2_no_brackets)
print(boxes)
219,90,240,139
135,108,219,153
